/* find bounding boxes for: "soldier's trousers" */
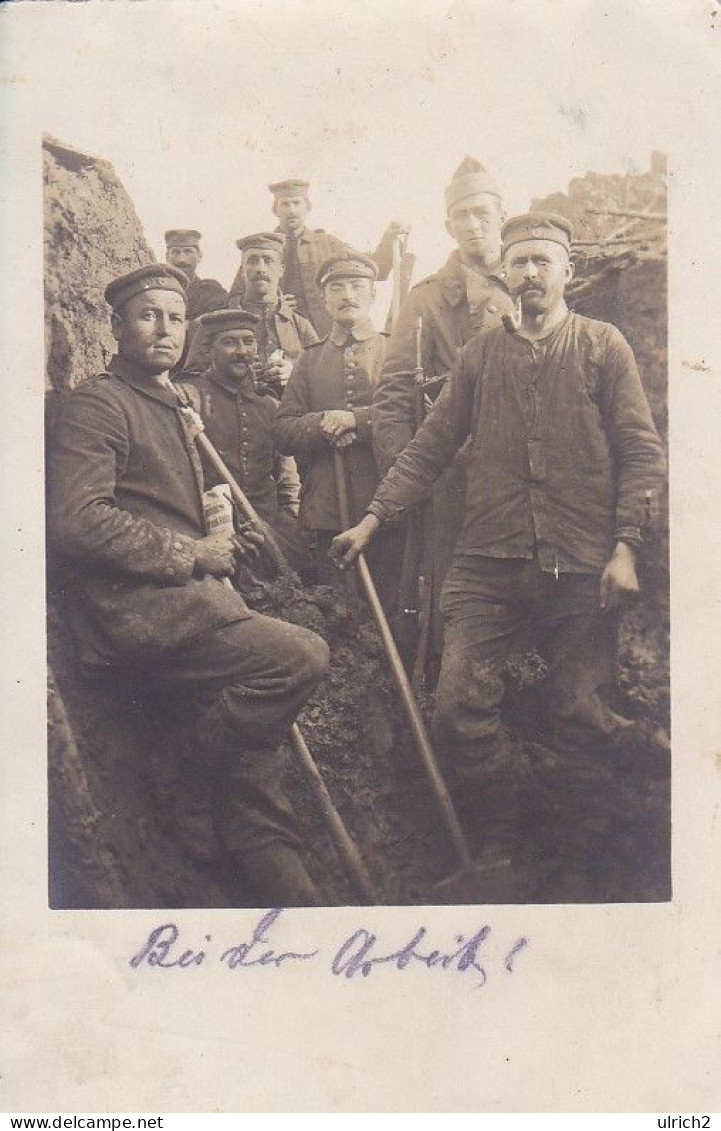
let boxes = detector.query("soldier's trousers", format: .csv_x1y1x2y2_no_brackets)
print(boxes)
147,613,330,856
433,554,632,788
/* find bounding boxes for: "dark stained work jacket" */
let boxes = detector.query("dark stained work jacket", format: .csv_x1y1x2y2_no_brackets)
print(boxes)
47,355,250,671
368,313,665,575
275,321,386,531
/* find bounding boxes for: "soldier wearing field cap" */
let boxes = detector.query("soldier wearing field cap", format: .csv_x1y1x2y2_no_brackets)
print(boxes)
275,251,403,608
164,229,228,321
332,212,666,892
372,157,516,671
48,264,330,906
178,307,307,571
228,179,406,337
185,231,318,380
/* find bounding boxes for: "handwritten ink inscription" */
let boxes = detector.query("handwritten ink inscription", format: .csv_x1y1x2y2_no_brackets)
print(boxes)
129,910,528,991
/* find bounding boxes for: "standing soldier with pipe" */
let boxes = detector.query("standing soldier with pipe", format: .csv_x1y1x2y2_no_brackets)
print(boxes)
48,264,330,906
333,213,666,884
372,158,516,675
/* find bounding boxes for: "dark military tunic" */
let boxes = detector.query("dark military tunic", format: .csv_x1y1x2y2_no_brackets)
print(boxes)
47,355,251,671
185,275,229,321
275,320,385,531
178,367,290,518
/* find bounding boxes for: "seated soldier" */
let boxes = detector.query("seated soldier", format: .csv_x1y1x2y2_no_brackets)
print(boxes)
178,308,310,574
47,264,330,906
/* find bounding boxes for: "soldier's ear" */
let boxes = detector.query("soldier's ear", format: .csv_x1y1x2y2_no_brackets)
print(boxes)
110,311,123,343
564,254,575,284
444,216,453,239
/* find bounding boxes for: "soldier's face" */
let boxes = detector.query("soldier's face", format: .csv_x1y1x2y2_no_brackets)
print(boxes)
445,193,503,262
323,277,375,326
166,245,201,277
111,289,187,374
242,249,282,300
211,329,258,379
273,194,310,235
503,239,573,314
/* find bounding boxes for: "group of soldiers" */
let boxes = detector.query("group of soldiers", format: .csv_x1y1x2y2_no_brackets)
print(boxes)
47,159,666,905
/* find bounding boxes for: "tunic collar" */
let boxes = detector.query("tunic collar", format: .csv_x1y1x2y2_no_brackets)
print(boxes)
207,364,257,400
329,317,376,346
437,249,506,308
108,354,180,408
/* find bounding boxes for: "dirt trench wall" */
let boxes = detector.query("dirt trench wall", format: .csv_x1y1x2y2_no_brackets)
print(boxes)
44,136,155,394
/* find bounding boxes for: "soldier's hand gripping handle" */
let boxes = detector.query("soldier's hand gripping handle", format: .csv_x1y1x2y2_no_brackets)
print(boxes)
329,514,380,570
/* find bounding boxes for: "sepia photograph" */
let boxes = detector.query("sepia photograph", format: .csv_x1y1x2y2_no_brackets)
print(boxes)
2,0,720,1115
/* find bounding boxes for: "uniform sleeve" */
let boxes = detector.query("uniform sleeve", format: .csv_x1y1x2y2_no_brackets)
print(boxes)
371,286,438,473
600,325,666,544
368,347,475,522
274,352,329,457
47,385,197,584
296,314,320,349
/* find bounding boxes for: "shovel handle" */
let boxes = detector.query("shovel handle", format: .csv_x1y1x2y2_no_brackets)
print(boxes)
174,399,376,901
333,451,473,868
289,723,376,903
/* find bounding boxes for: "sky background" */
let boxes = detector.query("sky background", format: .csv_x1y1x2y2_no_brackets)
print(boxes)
4,0,712,317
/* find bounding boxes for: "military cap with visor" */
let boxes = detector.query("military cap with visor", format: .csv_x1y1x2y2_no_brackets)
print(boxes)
268,179,311,197
235,231,286,254
501,212,574,254
316,251,379,289
198,308,260,338
164,229,202,248
104,264,188,312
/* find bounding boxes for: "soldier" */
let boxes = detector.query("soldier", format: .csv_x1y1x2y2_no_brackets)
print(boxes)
178,308,308,572
186,232,318,383
228,179,406,336
274,252,402,608
371,158,516,672
332,213,665,879
164,229,228,320
48,264,330,906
